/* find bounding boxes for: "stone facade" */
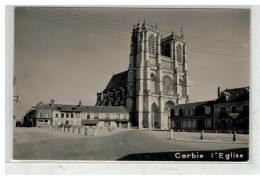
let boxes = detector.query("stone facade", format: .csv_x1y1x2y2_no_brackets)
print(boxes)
96,21,190,129
24,100,130,128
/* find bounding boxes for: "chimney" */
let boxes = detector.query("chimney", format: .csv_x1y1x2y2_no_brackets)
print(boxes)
217,86,221,98
79,101,82,107
51,99,54,107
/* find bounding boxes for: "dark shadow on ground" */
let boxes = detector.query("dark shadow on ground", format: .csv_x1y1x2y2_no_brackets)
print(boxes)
117,148,249,161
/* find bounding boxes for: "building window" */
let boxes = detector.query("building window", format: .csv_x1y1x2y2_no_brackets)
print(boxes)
232,106,237,113
39,112,43,118
219,107,227,119
75,113,80,118
55,113,59,118
104,121,110,127
61,113,64,118
170,109,175,117
242,105,249,117
187,120,191,127
148,34,155,55
116,114,120,119
187,109,191,116
206,118,211,128
57,106,61,110
192,109,195,115
45,120,48,122
192,120,196,128
71,113,74,118
179,109,183,116
105,114,110,119
94,113,99,118
87,113,90,119
205,107,211,114
66,113,69,118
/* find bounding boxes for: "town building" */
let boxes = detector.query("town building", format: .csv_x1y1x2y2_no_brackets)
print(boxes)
96,21,189,129
24,100,130,128
170,100,215,131
214,87,249,133
170,86,249,132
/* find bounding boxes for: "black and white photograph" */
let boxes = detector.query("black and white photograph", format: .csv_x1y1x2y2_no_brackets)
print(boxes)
12,7,250,161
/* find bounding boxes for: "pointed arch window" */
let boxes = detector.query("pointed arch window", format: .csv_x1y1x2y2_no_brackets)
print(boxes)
177,44,182,62
151,74,157,93
148,34,155,55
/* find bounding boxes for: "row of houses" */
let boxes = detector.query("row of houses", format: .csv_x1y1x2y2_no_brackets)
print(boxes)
170,87,249,133
22,86,249,132
23,100,130,129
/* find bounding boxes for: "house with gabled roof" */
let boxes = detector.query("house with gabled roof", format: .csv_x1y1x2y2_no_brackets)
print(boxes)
169,86,249,132
214,87,249,133
170,100,215,131
24,100,130,128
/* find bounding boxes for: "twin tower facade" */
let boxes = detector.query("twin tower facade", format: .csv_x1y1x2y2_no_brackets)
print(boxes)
96,21,190,129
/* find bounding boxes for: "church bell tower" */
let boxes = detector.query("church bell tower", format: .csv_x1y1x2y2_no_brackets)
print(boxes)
126,20,190,129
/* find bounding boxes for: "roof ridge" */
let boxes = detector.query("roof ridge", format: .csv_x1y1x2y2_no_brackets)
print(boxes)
223,86,249,91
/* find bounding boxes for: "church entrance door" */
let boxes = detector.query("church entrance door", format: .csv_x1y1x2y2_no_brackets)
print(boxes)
164,101,175,129
151,103,159,129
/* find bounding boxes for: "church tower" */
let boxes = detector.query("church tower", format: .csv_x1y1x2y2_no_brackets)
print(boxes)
126,21,190,129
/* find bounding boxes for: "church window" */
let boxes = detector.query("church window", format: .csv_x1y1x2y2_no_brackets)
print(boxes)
162,43,171,57
151,74,156,93
177,44,182,62
163,75,173,94
148,34,155,55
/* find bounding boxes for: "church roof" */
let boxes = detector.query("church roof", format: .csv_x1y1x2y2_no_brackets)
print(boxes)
105,70,128,90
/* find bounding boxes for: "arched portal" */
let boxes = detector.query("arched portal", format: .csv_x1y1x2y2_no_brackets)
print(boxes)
164,101,175,129
151,103,159,129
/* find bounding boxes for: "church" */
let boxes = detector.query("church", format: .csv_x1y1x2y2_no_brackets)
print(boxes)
96,20,190,130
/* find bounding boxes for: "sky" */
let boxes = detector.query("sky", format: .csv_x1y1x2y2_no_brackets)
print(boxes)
13,7,250,118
